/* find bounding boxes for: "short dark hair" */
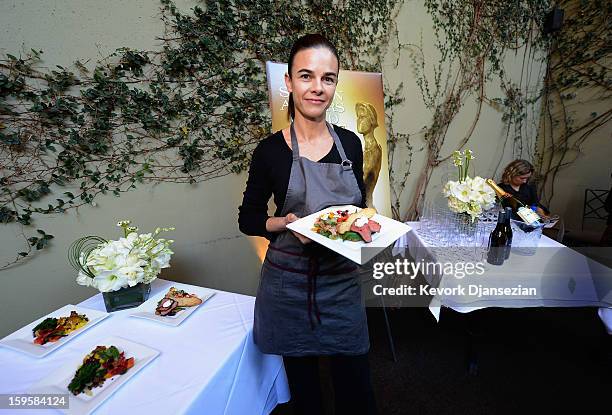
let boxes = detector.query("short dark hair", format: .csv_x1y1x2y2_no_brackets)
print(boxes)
287,34,339,120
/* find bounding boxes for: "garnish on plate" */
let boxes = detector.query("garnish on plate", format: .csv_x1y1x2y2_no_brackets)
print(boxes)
312,208,381,243
67,345,134,396
32,311,89,345
155,287,202,316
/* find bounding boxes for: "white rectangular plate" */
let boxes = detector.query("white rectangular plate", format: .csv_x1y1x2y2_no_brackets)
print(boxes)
128,287,216,327
28,336,159,415
286,205,412,265
0,304,109,358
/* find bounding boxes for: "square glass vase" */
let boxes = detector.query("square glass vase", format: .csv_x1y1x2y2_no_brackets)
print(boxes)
102,282,151,312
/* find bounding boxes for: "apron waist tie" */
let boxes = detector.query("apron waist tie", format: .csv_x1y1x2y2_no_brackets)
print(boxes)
265,255,358,330
307,255,321,330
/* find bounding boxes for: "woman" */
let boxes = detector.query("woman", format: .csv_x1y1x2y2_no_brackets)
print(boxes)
499,159,550,219
238,34,377,415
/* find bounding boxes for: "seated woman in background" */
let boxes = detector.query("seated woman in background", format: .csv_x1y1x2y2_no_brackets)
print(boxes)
499,159,550,219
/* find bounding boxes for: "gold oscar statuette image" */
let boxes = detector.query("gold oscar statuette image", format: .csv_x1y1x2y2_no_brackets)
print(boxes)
356,102,382,208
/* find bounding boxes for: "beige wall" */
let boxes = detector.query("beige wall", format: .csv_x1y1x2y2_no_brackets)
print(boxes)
0,0,264,337
381,2,546,216
539,94,612,234
1,1,608,337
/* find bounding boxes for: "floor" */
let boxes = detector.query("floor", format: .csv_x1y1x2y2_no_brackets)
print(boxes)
271,306,612,414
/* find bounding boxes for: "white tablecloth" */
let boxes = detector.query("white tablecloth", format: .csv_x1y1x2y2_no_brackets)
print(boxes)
393,222,612,328
0,279,290,414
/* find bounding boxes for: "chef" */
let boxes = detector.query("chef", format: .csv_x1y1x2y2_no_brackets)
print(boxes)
238,34,377,415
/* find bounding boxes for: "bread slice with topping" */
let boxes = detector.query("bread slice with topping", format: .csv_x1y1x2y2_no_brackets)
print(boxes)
337,208,377,235
166,287,202,307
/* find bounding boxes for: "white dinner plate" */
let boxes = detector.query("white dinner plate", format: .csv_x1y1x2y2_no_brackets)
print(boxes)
28,336,159,414
0,304,109,358
286,205,412,265
128,286,216,327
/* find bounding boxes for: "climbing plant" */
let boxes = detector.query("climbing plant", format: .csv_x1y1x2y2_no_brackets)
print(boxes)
390,0,553,220
535,0,611,206
388,0,610,221
0,0,402,267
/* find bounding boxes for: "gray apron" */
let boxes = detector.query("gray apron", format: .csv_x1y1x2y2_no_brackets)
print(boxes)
253,122,370,356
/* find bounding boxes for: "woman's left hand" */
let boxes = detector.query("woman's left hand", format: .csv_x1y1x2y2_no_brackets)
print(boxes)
536,206,549,220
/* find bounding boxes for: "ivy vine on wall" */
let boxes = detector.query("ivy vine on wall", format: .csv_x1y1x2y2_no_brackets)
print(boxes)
0,0,402,268
536,0,611,207
391,0,553,221
386,0,610,221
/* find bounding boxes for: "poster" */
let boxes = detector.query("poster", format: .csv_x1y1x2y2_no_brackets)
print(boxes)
265,61,392,217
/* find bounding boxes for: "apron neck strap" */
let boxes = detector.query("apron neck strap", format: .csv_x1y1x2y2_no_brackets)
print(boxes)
289,122,353,170
289,123,300,161
325,122,352,170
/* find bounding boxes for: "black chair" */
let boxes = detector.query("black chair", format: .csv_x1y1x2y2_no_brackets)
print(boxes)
582,189,610,230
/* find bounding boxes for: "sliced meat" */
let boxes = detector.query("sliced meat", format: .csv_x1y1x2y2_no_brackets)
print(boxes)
350,222,373,243
367,220,381,233
155,298,178,315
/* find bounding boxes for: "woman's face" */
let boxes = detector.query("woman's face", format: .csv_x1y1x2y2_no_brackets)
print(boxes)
285,47,338,122
511,172,531,187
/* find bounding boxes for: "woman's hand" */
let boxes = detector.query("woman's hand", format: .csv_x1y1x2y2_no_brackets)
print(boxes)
285,213,312,245
536,206,549,220
265,213,312,244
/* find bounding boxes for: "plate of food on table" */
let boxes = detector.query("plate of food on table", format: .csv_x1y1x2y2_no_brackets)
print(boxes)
286,205,412,265
28,336,159,414
129,285,216,326
0,304,109,358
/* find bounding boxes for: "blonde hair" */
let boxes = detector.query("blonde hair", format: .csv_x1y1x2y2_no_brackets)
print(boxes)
501,159,534,184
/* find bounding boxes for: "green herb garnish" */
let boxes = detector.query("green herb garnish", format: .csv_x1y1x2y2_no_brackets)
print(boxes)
98,345,120,361
68,359,101,395
341,231,362,242
32,317,58,336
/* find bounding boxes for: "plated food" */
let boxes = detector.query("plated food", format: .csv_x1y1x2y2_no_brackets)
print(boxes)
32,311,89,345
312,207,381,243
155,287,202,316
68,345,135,396
287,205,412,264
0,305,108,358
130,286,215,326
28,335,159,414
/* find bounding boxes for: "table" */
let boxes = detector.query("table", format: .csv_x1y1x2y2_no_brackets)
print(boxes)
0,279,290,414
392,222,612,327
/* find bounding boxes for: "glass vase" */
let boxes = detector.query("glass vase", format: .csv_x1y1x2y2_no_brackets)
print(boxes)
455,213,478,238
102,282,151,312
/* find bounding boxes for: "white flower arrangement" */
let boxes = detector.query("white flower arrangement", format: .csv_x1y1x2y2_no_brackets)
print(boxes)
442,150,495,221
70,221,174,293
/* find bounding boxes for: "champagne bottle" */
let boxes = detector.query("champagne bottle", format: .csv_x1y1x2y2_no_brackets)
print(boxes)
486,179,524,209
503,207,513,260
485,179,542,225
487,210,509,266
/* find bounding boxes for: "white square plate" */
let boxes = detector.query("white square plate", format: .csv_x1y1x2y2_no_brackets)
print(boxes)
28,336,159,414
286,205,412,265
128,287,216,326
0,304,109,358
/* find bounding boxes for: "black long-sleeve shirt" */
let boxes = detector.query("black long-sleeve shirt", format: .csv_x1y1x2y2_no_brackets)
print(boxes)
498,182,549,214
238,125,366,242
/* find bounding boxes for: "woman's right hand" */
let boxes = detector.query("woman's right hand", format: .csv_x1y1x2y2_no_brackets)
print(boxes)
265,213,312,244
285,213,312,244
